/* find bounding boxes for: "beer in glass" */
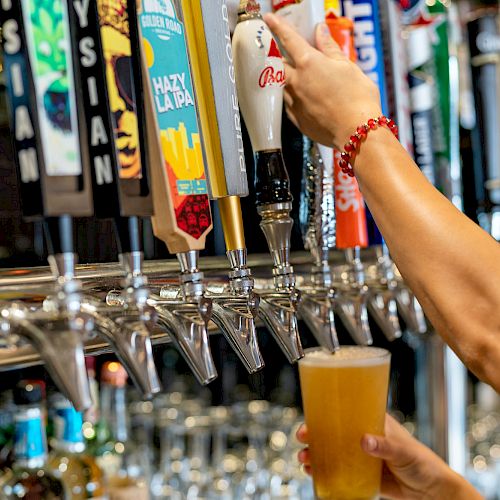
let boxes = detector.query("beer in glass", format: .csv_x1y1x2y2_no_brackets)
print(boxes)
299,346,391,500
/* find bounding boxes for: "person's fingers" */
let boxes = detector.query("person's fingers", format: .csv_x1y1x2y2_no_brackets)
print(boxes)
315,23,344,60
380,464,404,499
283,62,297,89
361,432,417,470
297,448,311,466
284,89,294,108
263,13,314,66
295,423,309,443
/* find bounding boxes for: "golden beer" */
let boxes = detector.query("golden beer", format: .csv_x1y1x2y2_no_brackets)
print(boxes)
299,346,391,500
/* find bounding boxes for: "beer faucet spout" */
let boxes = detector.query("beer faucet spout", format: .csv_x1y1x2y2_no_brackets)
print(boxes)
373,246,425,335
366,285,402,341
101,245,162,398
333,288,373,346
257,289,304,363
0,302,92,411
205,247,265,373
82,296,161,400
208,289,264,374
152,292,217,386
299,288,340,353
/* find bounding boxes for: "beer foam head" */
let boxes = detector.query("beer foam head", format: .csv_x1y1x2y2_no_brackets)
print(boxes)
299,346,390,367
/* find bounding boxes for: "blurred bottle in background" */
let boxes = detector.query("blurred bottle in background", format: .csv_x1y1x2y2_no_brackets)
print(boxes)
89,362,149,500
48,396,107,499
1,381,65,499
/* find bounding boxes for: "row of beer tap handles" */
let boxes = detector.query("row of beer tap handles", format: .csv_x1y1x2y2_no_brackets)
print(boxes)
0,0,426,411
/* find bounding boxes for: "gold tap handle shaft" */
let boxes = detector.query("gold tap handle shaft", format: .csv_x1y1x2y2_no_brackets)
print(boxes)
218,196,246,251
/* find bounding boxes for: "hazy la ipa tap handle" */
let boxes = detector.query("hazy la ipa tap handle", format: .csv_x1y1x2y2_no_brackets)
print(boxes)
138,0,212,256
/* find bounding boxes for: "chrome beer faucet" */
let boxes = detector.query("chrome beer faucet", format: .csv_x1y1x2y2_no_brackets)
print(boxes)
0,301,92,412
96,223,161,399
364,244,404,340
71,0,161,399
299,140,339,352
233,0,304,363
151,251,217,385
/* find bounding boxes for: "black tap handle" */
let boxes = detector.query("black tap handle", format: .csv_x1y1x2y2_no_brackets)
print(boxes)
254,150,293,206
113,216,142,255
44,216,74,256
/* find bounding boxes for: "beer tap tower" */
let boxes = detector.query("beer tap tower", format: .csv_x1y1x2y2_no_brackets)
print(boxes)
69,0,161,399
0,0,93,410
233,0,303,363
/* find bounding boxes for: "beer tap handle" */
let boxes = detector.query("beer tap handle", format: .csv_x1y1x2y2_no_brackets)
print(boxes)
233,1,303,362
0,0,94,409
68,0,162,398
233,1,296,291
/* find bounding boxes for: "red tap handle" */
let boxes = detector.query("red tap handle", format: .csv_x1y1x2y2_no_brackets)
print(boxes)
327,14,368,249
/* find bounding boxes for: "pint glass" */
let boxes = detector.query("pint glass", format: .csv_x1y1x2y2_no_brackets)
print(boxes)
299,346,391,500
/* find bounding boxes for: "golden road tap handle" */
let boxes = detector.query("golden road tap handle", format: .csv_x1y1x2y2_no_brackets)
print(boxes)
138,0,213,254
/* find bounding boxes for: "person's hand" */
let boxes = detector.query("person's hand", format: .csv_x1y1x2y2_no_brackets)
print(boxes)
296,414,483,500
263,13,382,150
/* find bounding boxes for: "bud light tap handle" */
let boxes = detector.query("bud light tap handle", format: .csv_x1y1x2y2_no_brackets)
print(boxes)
234,0,296,291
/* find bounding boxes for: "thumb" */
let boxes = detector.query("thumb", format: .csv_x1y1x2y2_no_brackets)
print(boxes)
361,434,415,469
315,23,342,58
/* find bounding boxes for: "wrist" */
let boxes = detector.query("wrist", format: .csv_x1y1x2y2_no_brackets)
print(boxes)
430,469,483,500
338,116,398,177
336,105,383,149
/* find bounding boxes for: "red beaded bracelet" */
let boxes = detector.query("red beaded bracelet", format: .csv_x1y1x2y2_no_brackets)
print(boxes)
338,116,399,177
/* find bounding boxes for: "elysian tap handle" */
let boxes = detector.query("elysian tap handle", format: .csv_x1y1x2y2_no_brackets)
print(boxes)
0,0,93,409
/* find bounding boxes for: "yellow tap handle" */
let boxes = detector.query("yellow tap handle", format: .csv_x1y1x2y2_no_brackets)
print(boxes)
218,196,246,251
181,0,247,252
181,0,228,198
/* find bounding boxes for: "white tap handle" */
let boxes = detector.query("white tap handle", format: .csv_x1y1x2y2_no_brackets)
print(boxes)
233,14,285,152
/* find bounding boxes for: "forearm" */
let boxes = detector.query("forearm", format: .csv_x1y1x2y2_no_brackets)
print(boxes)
355,128,500,389
431,470,484,500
